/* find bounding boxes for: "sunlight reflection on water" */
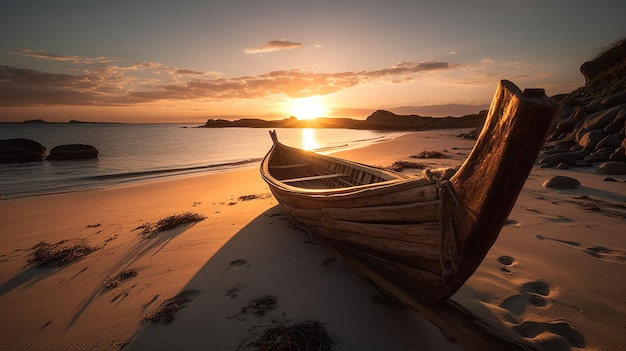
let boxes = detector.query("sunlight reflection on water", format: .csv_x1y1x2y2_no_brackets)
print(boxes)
301,128,320,150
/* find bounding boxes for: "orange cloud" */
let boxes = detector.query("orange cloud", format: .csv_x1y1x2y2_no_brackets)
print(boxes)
0,53,461,107
244,40,305,54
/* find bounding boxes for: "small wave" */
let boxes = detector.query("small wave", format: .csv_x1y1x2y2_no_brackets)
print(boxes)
86,158,262,181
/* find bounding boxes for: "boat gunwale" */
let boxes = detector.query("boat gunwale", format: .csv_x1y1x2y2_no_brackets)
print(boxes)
260,140,436,197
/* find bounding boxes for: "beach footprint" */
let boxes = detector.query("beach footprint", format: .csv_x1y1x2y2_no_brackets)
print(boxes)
513,320,585,350
500,280,550,316
537,235,626,265
497,255,516,274
226,259,251,270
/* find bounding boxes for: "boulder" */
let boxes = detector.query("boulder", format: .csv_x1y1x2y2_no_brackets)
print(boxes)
542,176,581,189
582,104,625,131
47,144,99,161
539,152,577,167
580,61,601,85
597,161,626,175
579,129,607,151
609,147,626,162
603,107,626,133
0,138,47,163
596,133,624,149
556,118,578,133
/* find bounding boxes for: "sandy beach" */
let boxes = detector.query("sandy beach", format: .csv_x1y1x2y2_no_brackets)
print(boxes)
1,128,624,351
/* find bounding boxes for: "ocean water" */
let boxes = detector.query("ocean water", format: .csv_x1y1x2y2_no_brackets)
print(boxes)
0,123,404,199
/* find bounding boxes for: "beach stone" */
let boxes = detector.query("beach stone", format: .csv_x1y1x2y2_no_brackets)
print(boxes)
556,163,570,169
591,146,616,160
596,133,624,149
542,176,581,189
556,118,578,133
604,107,626,133
574,126,588,143
582,106,621,131
0,138,47,163
597,161,626,175
579,129,607,151
609,147,626,162
601,91,626,108
539,152,577,167
47,144,99,161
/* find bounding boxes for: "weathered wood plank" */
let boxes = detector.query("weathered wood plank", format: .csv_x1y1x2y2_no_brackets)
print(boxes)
281,173,350,183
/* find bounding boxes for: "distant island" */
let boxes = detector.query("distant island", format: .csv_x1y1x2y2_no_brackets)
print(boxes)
199,109,488,131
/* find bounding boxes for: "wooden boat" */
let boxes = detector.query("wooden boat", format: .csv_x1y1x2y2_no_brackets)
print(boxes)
260,80,557,304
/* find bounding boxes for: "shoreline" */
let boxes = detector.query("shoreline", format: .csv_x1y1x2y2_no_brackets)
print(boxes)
1,129,624,350
1,127,412,201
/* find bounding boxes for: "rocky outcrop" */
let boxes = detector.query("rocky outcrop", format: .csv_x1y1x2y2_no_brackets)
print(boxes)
0,138,47,163
47,144,99,161
541,38,626,172
200,111,487,130
362,109,487,130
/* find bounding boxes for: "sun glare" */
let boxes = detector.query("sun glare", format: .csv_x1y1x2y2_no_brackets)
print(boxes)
289,96,328,120
301,128,320,151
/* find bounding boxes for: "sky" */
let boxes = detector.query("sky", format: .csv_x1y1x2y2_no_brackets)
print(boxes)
0,0,624,123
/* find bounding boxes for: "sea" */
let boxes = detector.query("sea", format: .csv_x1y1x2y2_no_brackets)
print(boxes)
0,123,405,199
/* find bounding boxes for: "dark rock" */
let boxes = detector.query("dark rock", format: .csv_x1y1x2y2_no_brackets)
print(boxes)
542,148,571,155
573,160,595,167
574,126,588,143
582,104,625,131
570,144,584,151
603,177,618,182
580,61,601,85
601,91,626,108
0,138,47,163
542,176,581,189
597,161,626,175
47,144,99,161
603,106,626,133
556,118,578,133
610,147,626,162
571,106,588,120
596,133,624,149
591,146,616,160
539,152,577,167
579,129,607,151
556,163,571,169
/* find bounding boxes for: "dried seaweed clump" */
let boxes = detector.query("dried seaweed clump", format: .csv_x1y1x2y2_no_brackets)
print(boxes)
103,269,138,290
386,160,427,172
238,193,272,201
249,320,332,351
156,212,206,231
242,295,278,316
410,151,447,159
144,294,192,323
29,240,97,267
138,211,206,238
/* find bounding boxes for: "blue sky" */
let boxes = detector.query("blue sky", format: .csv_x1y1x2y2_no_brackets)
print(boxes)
0,0,624,122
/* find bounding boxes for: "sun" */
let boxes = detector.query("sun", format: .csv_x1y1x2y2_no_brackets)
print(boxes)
289,96,328,120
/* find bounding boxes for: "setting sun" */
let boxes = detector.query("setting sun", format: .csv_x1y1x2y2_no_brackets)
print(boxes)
289,96,328,120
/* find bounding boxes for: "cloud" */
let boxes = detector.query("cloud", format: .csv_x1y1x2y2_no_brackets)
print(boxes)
0,58,460,106
244,40,305,54
6,49,119,64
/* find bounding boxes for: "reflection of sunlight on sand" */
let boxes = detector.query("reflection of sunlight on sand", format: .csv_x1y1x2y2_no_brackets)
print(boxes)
301,128,320,150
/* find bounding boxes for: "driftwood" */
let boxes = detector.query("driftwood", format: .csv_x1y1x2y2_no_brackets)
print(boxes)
261,80,557,351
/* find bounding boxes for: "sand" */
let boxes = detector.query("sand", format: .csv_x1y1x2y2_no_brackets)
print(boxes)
0,128,624,351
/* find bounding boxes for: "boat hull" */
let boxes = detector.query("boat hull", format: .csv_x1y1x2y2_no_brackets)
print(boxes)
261,80,558,304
